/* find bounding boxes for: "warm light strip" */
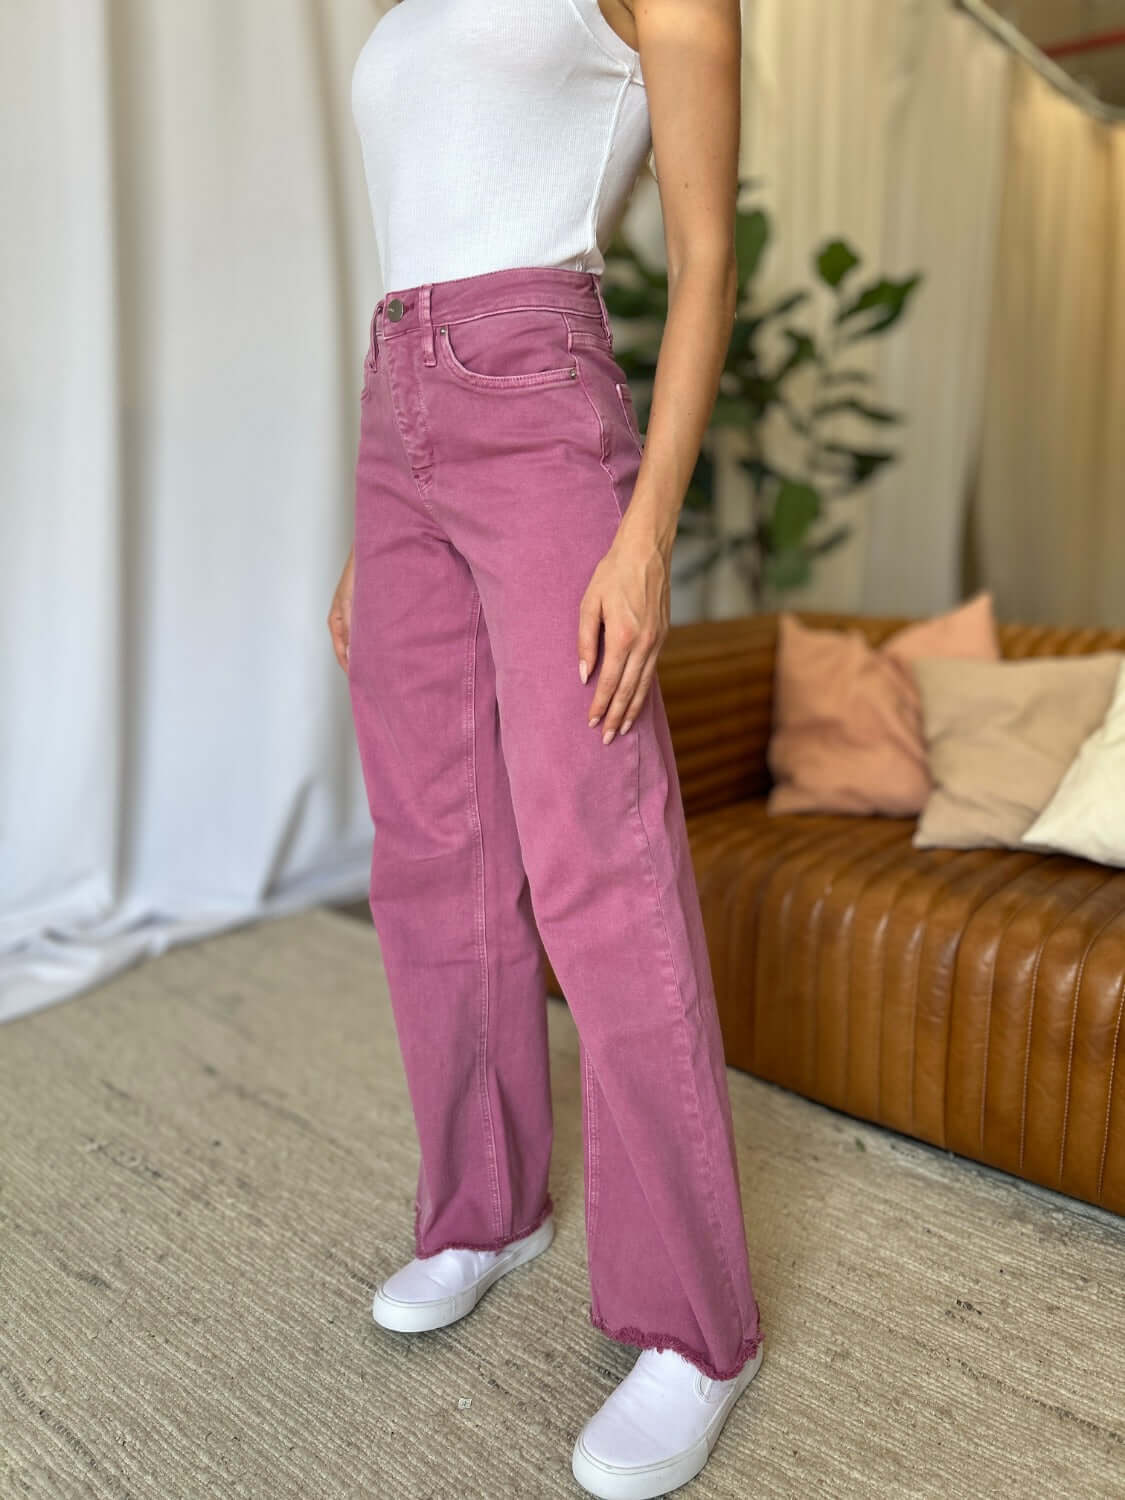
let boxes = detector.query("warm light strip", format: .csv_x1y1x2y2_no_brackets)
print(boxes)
1042,27,1125,60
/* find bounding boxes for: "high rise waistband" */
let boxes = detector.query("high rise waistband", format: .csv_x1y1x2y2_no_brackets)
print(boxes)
371,265,611,345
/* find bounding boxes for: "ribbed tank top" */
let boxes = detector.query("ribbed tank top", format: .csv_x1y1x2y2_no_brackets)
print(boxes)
350,0,652,291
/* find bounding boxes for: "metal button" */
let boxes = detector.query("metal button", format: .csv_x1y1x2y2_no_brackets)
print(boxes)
386,297,405,321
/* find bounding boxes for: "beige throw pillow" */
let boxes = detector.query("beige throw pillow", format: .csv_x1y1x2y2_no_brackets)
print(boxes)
911,652,1124,850
1018,659,1125,866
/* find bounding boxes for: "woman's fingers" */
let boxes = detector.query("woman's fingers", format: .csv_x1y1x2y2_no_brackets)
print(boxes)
577,590,603,686
588,627,632,731
596,633,653,743
327,608,348,672
617,652,660,736
579,545,668,740
329,548,356,675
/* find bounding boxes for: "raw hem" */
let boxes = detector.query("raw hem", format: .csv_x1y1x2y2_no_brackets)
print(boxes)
414,1191,554,1259
589,1305,763,1382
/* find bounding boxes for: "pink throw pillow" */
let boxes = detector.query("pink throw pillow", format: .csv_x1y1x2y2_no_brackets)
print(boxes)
766,590,1001,817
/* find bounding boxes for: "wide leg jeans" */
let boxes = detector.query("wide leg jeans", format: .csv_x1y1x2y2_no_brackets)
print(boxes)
346,264,762,1380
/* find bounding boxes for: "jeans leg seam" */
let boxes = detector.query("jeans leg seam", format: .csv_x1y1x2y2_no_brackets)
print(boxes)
583,1043,601,1315
626,720,741,1323
465,591,505,1240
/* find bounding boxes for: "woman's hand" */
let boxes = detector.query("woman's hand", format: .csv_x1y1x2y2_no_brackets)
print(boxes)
328,546,355,673
578,523,673,744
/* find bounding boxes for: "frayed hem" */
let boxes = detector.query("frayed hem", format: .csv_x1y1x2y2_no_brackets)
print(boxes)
589,1305,764,1382
413,1191,554,1259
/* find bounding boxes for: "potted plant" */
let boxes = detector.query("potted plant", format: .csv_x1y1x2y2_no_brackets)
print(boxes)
600,178,923,613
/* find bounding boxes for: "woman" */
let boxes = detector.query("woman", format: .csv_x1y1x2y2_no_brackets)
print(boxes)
329,1,763,1494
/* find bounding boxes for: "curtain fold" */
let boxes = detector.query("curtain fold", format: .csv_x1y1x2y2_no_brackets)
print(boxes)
970,61,1125,628
741,0,1011,617
2,1,386,1020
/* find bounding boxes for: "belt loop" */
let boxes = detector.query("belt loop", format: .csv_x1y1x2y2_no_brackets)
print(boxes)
369,303,380,370
420,284,436,366
592,272,611,342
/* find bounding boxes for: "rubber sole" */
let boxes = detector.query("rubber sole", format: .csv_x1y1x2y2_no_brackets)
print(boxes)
371,1213,556,1333
571,1339,765,1500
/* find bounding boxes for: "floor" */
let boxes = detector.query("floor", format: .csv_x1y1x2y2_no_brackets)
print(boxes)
1,906,1123,1499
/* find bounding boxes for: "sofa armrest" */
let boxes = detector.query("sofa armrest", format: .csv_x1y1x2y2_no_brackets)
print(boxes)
655,613,781,817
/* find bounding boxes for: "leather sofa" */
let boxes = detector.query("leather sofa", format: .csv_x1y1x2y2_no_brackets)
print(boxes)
544,609,1125,1219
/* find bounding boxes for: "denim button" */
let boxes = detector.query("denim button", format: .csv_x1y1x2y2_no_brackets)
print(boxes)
386,298,405,321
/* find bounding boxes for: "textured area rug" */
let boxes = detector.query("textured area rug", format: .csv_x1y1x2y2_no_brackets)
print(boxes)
1,908,1123,1498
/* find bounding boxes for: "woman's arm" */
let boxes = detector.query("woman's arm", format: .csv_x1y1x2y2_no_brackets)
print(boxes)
579,0,741,744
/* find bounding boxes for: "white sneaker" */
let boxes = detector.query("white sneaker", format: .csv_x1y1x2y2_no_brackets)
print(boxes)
571,1340,764,1500
371,1213,555,1333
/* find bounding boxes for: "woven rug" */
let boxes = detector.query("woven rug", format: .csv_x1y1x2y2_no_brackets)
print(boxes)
1,907,1122,1498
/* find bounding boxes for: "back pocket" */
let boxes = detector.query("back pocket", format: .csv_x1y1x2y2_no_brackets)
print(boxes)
437,307,578,390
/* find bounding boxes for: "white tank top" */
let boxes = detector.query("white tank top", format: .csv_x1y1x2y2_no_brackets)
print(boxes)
350,0,652,291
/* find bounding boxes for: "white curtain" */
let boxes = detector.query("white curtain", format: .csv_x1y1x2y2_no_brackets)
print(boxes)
1,0,387,1020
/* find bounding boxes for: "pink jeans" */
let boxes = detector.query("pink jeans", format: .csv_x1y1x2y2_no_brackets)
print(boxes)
346,264,762,1380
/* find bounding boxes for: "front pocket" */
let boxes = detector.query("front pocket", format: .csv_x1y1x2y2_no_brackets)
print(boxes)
437,307,578,390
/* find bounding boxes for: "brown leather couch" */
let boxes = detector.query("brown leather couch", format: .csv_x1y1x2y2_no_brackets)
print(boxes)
545,609,1125,1219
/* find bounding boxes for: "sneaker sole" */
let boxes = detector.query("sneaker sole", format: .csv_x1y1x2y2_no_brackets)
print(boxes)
371,1213,555,1333
571,1338,765,1500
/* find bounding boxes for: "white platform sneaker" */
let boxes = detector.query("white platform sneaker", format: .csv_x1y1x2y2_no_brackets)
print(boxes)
571,1339,764,1500
371,1213,555,1333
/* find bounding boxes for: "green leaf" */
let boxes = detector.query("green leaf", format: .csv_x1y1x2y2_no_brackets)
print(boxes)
813,442,897,487
804,522,853,556
735,208,770,297
741,289,811,335
811,397,902,424
816,239,860,289
768,480,821,550
670,543,724,583
737,456,781,490
724,373,784,416
834,273,923,341
778,395,812,438
775,328,818,380
613,350,659,383
679,454,713,514
601,284,668,322
822,368,873,386
709,394,755,429
762,549,812,591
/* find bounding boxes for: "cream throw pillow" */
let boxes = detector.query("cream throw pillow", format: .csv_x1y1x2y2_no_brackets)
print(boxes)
911,652,1123,850
1018,658,1125,866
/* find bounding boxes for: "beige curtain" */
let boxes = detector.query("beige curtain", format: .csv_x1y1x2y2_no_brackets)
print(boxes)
731,0,1010,619
969,61,1125,629
734,0,1124,628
